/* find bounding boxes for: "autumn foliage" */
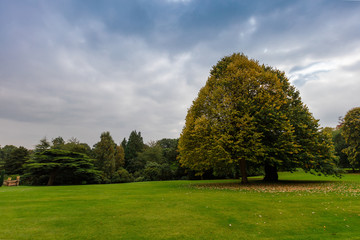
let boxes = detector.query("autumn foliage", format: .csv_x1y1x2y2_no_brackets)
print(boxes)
178,53,338,183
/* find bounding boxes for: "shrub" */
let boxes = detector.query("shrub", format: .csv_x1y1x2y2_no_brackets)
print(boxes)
134,176,145,182
160,163,173,180
143,162,162,181
111,168,134,183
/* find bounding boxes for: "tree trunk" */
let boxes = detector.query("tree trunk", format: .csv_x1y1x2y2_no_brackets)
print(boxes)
47,172,56,186
239,159,249,184
263,163,278,182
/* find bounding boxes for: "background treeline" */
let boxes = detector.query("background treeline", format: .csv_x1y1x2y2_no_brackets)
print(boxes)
0,125,357,186
0,130,200,185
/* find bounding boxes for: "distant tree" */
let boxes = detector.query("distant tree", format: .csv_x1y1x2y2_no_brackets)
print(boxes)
157,139,179,164
4,146,29,175
137,143,164,164
35,137,51,153
178,53,339,183
50,137,92,156
1,145,18,160
24,149,101,186
52,137,65,149
114,145,125,170
63,138,92,156
133,142,170,180
121,138,127,151
125,131,144,160
156,138,187,179
332,129,350,168
93,132,116,180
124,130,145,173
342,107,360,170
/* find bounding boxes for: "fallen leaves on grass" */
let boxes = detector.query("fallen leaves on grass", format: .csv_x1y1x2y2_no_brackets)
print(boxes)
193,181,360,195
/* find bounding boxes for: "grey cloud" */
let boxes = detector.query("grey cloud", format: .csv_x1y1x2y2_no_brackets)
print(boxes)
1,0,360,147
343,60,360,72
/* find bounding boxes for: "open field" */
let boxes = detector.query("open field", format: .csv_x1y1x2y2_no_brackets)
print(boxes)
1,171,359,240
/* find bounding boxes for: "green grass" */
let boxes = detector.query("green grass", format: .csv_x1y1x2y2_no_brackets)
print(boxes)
1,171,360,239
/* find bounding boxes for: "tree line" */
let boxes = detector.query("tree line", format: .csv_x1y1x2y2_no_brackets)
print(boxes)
1,109,359,186
0,131,191,185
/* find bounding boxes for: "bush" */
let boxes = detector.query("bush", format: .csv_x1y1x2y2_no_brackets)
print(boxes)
134,176,145,182
160,163,173,180
111,168,134,183
143,162,162,181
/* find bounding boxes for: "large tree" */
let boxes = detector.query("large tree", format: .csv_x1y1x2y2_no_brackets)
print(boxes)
178,53,338,183
24,149,101,186
342,107,360,169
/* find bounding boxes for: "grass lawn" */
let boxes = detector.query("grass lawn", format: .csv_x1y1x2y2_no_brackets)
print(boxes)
1,171,359,240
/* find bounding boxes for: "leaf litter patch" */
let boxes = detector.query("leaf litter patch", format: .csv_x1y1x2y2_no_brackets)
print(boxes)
193,180,360,195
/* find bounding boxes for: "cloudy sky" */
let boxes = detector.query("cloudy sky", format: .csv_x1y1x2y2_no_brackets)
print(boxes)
1,0,360,148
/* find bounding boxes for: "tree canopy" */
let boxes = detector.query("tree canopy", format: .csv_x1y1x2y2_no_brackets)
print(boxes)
178,53,338,183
